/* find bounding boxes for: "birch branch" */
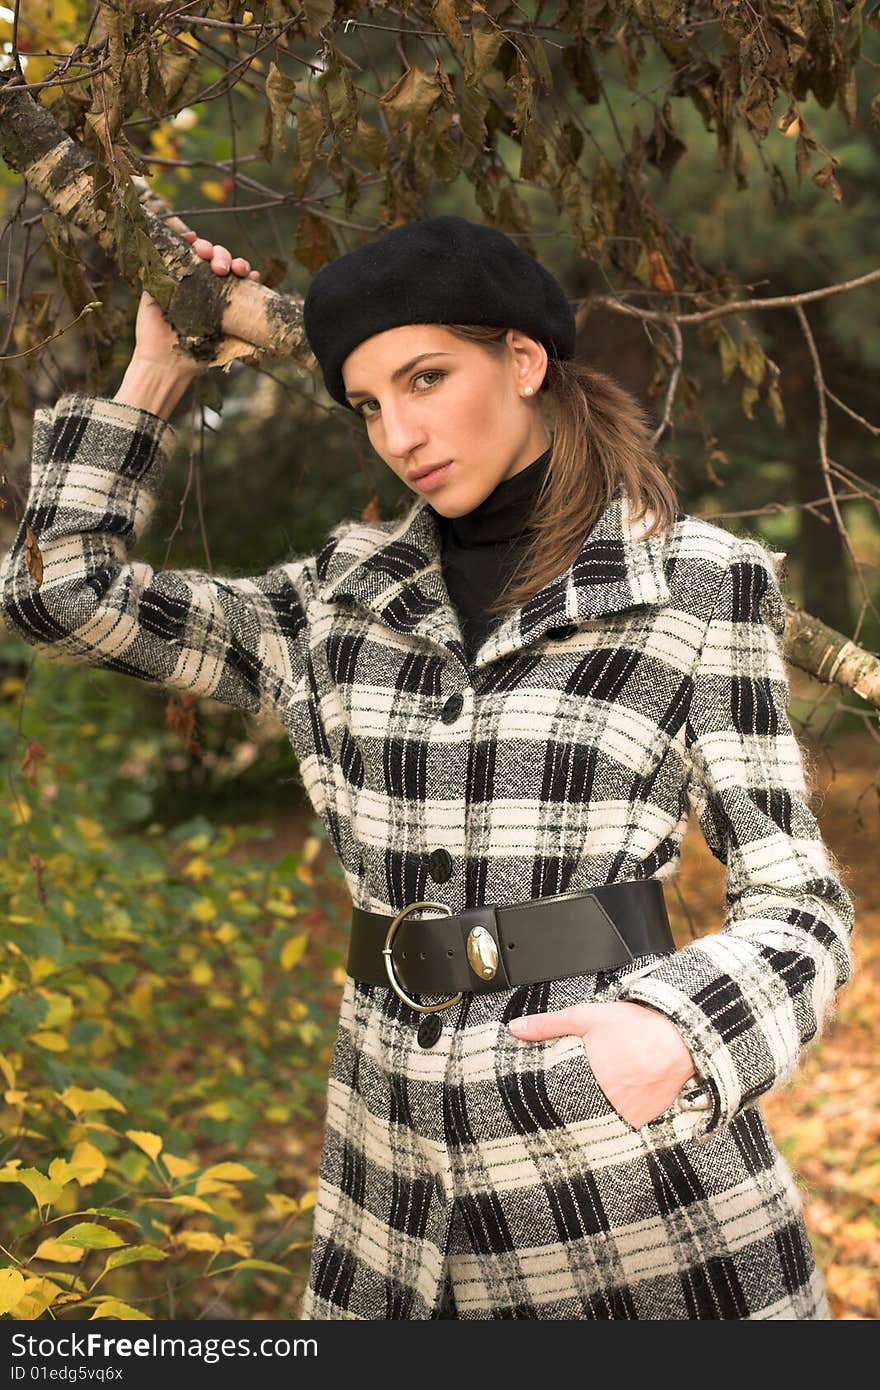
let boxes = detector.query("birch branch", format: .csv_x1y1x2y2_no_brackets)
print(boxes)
0,74,315,374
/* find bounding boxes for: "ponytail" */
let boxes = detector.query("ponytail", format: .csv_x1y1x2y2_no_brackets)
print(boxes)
444,325,679,618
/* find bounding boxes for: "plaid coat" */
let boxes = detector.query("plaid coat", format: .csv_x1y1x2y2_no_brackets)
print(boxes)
1,394,855,1320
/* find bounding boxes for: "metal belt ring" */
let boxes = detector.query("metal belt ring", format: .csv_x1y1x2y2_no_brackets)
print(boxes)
382,901,462,1014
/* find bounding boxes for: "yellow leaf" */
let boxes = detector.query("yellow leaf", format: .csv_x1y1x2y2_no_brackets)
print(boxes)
215,922,238,944
21,1276,65,1315
200,1162,256,1182
0,1268,26,1316
163,1195,216,1214
28,956,58,983
4,1089,27,1105
200,180,227,203
58,1087,126,1117
223,1257,288,1274
162,1152,197,1180
69,1141,106,1185
90,1300,151,1320
280,932,308,970
36,991,73,1028
15,1168,63,1211
105,1246,166,1272
302,835,322,864
200,1100,230,1121
126,1130,163,1162
266,1192,301,1217
34,1239,85,1265
194,1177,238,1197
0,1053,15,1088
173,1230,223,1253
265,898,299,918
189,961,213,986
182,856,211,880
221,1233,252,1256
74,817,107,847
48,1158,80,1187
32,1031,68,1052
57,1223,125,1250
191,898,217,922
299,1189,317,1212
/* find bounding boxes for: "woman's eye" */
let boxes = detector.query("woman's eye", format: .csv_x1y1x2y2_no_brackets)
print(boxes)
413,370,444,390
357,370,444,420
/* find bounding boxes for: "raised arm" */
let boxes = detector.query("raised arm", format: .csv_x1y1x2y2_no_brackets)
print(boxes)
0,241,313,719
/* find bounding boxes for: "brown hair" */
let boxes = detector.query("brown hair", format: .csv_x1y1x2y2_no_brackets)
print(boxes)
443,324,679,618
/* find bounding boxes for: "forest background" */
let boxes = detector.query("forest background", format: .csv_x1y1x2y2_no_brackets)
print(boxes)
0,0,878,1321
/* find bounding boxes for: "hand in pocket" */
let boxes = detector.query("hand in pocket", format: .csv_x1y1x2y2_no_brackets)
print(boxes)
509,999,698,1129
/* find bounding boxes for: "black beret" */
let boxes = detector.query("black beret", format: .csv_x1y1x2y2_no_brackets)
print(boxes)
302,215,576,410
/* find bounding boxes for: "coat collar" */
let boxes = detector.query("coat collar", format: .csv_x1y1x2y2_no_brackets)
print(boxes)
315,486,672,672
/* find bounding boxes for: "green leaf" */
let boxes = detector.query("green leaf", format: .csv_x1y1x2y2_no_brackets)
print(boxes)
104,1245,167,1272
739,334,766,386
86,1209,140,1225
718,328,739,383
221,1258,291,1276
57,1223,127,1250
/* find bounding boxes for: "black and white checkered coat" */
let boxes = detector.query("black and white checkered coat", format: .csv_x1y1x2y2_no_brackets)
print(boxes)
1,395,855,1320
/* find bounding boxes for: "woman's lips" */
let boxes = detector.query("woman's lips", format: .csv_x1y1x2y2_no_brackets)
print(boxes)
412,462,452,492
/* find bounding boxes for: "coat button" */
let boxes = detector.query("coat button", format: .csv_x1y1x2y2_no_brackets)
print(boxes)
550,623,577,641
417,1015,443,1048
440,692,464,723
427,847,453,882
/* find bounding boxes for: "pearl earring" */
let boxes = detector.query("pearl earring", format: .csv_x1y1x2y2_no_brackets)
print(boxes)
523,385,534,396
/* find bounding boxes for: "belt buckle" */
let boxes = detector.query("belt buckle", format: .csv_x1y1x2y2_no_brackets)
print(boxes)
382,900,462,1014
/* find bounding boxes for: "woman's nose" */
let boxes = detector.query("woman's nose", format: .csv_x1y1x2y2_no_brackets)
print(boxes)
379,400,428,459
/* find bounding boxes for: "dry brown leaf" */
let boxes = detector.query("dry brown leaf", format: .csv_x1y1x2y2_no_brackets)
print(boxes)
25,526,43,587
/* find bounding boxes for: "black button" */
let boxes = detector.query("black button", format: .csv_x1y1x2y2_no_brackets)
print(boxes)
549,623,577,641
417,1015,443,1048
427,847,453,882
440,693,464,724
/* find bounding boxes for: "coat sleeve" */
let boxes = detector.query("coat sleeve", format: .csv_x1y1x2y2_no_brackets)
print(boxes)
0,393,312,718
615,537,855,1137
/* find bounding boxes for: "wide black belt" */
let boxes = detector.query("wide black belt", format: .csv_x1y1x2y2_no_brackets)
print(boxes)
348,880,675,1014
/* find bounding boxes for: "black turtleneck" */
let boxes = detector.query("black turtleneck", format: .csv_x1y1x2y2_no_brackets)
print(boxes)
427,444,552,663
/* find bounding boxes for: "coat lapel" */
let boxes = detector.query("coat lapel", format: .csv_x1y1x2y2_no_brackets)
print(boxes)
315,487,672,671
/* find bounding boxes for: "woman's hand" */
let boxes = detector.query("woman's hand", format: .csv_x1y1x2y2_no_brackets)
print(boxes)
508,1000,697,1129
131,232,263,377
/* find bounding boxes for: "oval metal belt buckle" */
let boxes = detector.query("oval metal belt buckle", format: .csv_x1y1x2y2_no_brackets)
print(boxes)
382,901,462,1014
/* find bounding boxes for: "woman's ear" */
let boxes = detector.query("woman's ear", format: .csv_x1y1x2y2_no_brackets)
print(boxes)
505,329,548,396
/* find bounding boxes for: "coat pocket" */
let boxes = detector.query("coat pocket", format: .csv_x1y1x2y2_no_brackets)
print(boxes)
569,1036,713,1146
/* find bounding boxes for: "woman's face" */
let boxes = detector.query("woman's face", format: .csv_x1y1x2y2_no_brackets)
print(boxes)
341,324,551,516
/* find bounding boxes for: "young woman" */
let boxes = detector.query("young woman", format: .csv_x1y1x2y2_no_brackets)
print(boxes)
0,216,855,1321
